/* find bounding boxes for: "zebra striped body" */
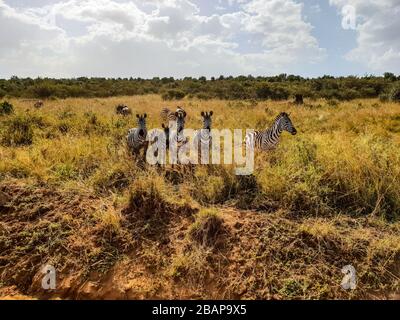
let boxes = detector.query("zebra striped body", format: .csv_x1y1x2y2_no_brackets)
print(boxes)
116,104,131,116
121,107,131,116
127,114,148,155
169,111,188,149
34,100,43,109
160,106,186,123
193,111,213,163
245,112,297,151
149,124,170,156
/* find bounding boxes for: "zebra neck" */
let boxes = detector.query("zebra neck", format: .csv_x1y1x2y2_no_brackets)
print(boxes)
264,123,282,144
201,128,211,137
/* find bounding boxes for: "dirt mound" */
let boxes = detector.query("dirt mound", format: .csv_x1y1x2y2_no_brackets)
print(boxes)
0,182,133,297
0,182,399,300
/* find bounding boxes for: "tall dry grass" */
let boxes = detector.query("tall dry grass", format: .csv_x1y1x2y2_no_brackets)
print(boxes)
0,96,399,220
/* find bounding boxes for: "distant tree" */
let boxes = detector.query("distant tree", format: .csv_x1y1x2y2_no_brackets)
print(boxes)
389,83,400,102
162,89,186,101
384,72,396,82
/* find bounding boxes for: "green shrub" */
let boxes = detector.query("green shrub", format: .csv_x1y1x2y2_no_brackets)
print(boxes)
389,83,400,102
379,93,390,102
0,101,14,115
1,116,34,146
327,99,339,107
31,84,57,99
255,83,290,100
162,90,186,101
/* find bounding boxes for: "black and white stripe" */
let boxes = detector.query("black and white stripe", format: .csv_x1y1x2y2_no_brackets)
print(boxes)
160,106,186,123
245,112,297,151
193,111,213,162
34,100,44,109
169,111,188,148
149,123,170,152
127,114,148,155
116,104,131,116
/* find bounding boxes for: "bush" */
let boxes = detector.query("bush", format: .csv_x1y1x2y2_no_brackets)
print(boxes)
162,90,186,101
31,84,57,99
255,84,272,99
379,93,390,103
1,116,34,146
126,174,194,219
327,99,339,107
188,209,225,248
255,83,290,100
0,101,14,115
389,83,400,102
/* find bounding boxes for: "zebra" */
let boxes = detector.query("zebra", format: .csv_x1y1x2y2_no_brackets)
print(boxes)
160,106,186,124
245,112,297,151
148,123,170,161
193,111,213,164
127,114,148,156
168,110,189,166
34,100,44,109
162,123,170,150
121,107,132,116
116,104,131,116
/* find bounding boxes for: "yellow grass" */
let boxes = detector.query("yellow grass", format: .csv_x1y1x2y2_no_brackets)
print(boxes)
1,96,400,299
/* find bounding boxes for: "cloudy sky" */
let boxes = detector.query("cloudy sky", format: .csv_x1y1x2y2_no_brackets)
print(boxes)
0,0,399,78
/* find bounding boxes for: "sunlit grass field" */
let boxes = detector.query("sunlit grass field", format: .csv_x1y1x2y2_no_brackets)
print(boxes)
0,96,399,299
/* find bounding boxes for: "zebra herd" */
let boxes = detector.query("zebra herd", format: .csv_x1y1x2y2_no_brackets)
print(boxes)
126,106,297,162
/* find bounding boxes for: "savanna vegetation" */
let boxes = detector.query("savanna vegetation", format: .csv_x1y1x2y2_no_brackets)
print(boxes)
0,94,399,299
1,73,400,102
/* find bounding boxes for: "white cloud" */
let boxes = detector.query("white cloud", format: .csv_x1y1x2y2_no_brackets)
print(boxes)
330,0,400,73
0,0,326,78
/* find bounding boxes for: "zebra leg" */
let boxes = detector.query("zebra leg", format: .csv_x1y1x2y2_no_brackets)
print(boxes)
142,141,149,163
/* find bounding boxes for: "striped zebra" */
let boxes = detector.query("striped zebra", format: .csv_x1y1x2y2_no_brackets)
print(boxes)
193,111,213,163
160,106,186,124
245,112,297,151
169,110,188,148
121,107,132,116
148,123,170,161
127,114,148,156
116,104,131,116
34,100,44,109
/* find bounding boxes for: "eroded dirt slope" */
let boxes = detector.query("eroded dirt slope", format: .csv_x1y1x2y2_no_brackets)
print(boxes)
0,182,399,300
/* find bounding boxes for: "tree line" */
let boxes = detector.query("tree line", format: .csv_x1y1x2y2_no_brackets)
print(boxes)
0,73,399,102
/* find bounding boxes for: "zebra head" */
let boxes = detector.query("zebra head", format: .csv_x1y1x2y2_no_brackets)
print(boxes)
176,106,186,116
200,111,213,131
175,110,186,133
136,113,147,137
277,112,297,135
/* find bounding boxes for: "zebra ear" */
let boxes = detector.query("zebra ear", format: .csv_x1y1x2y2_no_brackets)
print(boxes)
201,111,205,117
209,111,213,116
175,111,179,117
136,114,139,118
144,113,147,118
